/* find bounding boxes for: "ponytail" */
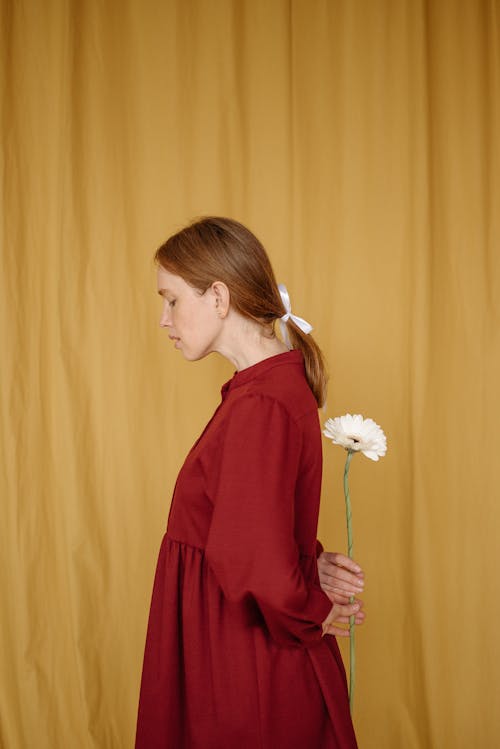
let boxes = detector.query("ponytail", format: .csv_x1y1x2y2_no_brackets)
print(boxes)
279,316,329,409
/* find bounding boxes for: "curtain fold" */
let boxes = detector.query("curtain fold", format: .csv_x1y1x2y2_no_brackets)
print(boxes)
1,1,499,746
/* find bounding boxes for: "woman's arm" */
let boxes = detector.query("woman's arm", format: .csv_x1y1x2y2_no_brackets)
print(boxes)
204,393,333,649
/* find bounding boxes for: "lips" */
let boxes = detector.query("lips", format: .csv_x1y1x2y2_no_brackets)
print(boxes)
169,335,180,341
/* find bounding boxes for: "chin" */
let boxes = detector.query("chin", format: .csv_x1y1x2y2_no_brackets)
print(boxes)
181,348,209,362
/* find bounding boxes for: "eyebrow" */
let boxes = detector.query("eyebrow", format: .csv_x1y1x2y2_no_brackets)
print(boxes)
157,289,170,297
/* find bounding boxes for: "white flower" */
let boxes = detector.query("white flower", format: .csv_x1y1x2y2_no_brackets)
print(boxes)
323,413,387,461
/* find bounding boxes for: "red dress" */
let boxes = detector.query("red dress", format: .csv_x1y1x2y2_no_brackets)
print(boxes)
135,349,358,749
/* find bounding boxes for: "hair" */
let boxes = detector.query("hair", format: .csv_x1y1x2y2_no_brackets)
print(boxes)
154,216,329,408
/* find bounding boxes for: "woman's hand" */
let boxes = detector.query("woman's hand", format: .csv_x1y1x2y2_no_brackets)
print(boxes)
318,551,366,635
321,599,363,637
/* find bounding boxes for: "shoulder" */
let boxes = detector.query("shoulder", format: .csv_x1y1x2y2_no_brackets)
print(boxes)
226,389,298,425
232,377,318,424
213,353,320,438
208,392,303,472
218,386,318,447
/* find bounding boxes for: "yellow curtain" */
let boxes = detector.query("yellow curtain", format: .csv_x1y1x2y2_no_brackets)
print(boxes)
2,1,499,746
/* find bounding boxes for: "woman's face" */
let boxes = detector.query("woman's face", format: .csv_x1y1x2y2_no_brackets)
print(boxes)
157,268,222,361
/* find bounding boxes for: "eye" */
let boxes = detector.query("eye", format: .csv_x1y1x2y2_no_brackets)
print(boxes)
169,299,176,308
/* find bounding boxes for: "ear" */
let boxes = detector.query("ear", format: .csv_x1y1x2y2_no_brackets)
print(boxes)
211,281,230,318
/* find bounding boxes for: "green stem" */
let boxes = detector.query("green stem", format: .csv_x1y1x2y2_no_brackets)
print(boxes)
343,449,355,714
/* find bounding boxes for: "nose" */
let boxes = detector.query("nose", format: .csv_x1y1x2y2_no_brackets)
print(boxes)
159,301,172,328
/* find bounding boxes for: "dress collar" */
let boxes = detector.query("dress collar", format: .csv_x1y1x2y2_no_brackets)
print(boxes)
220,349,304,399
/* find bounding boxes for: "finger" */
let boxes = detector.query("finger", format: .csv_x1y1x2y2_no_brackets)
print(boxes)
333,577,364,596
343,597,364,611
330,593,351,605
325,575,364,593
318,579,353,595
337,602,361,618
332,611,366,624
324,618,365,635
319,579,364,601
320,569,365,593
325,627,351,637
323,552,364,575
324,565,364,586
330,590,355,604
319,567,362,585
331,616,351,624
342,612,366,623
322,590,364,607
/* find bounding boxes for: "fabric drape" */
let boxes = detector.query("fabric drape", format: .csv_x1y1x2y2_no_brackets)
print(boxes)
135,350,357,748
1,1,499,747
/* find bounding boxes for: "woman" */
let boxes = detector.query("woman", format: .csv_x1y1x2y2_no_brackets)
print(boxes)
135,217,365,749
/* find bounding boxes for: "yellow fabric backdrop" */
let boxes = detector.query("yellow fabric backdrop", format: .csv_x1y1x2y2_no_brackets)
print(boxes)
2,1,499,746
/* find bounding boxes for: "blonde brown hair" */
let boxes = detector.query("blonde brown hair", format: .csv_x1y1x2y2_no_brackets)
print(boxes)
154,216,329,408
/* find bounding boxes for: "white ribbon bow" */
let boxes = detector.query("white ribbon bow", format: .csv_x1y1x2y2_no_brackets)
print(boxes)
278,283,313,350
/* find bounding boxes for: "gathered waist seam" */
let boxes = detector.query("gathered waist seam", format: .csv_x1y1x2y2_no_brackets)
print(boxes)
164,532,316,559
164,533,205,553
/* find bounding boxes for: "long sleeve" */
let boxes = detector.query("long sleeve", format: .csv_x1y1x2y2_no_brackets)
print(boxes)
204,393,332,649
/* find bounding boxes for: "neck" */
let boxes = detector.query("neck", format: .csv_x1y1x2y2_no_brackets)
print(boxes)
218,338,290,372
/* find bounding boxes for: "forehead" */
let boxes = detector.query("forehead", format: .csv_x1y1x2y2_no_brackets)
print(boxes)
157,268,182,295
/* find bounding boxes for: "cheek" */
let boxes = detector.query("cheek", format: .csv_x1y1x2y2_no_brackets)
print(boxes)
179,305,201,334
192,317,218,347
180,298,216,339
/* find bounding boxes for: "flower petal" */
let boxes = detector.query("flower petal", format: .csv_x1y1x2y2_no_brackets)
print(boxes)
323,413,387,460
